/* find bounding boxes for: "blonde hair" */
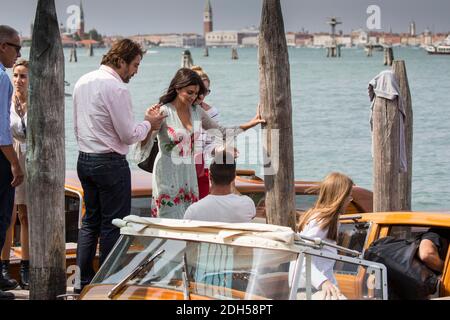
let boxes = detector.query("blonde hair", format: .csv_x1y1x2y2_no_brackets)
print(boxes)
191,65,210,84
13,58,29,70
297,172,354,241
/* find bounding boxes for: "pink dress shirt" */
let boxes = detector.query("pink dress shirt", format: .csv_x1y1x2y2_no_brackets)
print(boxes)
73,65,151,155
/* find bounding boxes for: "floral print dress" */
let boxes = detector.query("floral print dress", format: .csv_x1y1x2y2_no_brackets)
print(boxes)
139,103,242,219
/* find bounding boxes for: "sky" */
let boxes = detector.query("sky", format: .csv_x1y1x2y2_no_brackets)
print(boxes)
1,0,450,37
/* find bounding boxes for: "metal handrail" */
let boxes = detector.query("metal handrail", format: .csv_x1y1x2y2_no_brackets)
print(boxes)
295,234,362,257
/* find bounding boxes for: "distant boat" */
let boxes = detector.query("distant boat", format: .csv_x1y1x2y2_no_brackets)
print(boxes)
425,35,450,55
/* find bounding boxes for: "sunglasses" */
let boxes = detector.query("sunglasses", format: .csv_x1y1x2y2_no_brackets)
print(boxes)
5,42,22,54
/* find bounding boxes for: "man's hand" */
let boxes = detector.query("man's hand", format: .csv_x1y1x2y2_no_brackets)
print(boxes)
145,103,167,132
11,162,24,187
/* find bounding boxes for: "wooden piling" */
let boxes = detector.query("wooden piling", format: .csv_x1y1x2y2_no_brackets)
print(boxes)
372,90,401,212
28,0,66,299
231,47,239,60
392,60,413,210
384,47,394,66
69,44,77,62
181,49,193,68
204,46,209,57
88,43,94,57
258,0,296,229
366,45,373,57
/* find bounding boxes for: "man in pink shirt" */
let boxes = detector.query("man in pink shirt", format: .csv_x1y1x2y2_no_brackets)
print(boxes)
73,39,166,292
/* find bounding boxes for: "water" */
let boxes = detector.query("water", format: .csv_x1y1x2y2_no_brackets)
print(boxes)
16,46,450,210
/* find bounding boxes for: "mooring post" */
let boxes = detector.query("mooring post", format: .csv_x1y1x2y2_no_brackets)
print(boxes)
258,0,296,229
384,47,394,66
28,0,66,299
181,49,193,68
372,76,401,212
69,44,77,62
88,43,94,57
392,60,413,210
204,46,209,57
231,47,238,60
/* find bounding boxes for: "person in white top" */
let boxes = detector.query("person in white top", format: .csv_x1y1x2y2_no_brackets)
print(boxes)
296,172,354,299
184,150,256,223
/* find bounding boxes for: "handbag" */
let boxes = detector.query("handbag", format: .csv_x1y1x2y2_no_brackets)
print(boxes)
364,236,439,300
137,138,159,173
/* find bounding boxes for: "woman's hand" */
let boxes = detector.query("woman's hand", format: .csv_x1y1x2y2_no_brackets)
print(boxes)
240,104,266,131
320,280,341,300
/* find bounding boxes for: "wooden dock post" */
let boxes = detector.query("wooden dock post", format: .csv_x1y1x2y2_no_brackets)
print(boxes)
204,46,209,57
181,49,193,68
392,60,413,210
384,47,394,66
258,0,296,229
28,0,66,299
231,47,239,60
88,43,94,57
69,44,77,62
366,44,373,57
372,75,401,212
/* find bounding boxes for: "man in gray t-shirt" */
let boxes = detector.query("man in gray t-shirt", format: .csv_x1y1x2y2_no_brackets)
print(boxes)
184,151,256,223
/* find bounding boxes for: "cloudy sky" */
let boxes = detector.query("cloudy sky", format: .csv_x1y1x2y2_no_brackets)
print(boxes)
1,0,449,37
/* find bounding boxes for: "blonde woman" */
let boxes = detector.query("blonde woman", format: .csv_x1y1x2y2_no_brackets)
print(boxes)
296,172,354,299
1,59,29,290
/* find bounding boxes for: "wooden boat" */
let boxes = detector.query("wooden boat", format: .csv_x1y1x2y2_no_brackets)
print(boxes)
77,216,387,300
6,169,372,284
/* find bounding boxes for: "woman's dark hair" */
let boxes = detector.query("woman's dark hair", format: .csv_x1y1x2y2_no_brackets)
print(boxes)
159,68,206,105
101,39,145,68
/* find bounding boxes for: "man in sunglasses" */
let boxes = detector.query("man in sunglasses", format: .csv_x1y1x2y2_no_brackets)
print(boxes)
0,25,23,300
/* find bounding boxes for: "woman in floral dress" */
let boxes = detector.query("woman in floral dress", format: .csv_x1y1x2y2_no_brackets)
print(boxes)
136,68,265,219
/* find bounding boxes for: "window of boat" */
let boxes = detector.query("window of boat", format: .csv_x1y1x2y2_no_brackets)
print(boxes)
292,251,386,300
91,236,297,300
334,222,371,274
388,225,431,240
131,197,152,217
65,192,81,243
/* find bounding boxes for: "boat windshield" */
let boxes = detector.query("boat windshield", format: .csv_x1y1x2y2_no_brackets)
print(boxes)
92,235,298,300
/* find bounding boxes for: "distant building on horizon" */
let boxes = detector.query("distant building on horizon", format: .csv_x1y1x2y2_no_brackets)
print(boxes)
410,21,416,37
204,0,213,37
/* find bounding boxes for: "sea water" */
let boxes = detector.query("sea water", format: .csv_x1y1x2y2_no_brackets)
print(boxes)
16,46,450,210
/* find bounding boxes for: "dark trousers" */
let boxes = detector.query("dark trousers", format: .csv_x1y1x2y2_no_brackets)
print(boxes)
76,152,131,288
0,152,14,254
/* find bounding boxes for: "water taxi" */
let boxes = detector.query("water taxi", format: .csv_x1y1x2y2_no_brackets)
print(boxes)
76,216,388,300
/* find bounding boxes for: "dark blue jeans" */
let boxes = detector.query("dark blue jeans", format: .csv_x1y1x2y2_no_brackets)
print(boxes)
0,152,14,254
76,152,131,289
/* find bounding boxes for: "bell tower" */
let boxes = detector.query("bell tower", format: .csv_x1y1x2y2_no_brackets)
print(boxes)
77,0,85,38
204,0,213,36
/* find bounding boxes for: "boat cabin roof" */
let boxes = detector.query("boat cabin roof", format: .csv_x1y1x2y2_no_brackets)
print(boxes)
341,211,450,228
112,215,300,253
